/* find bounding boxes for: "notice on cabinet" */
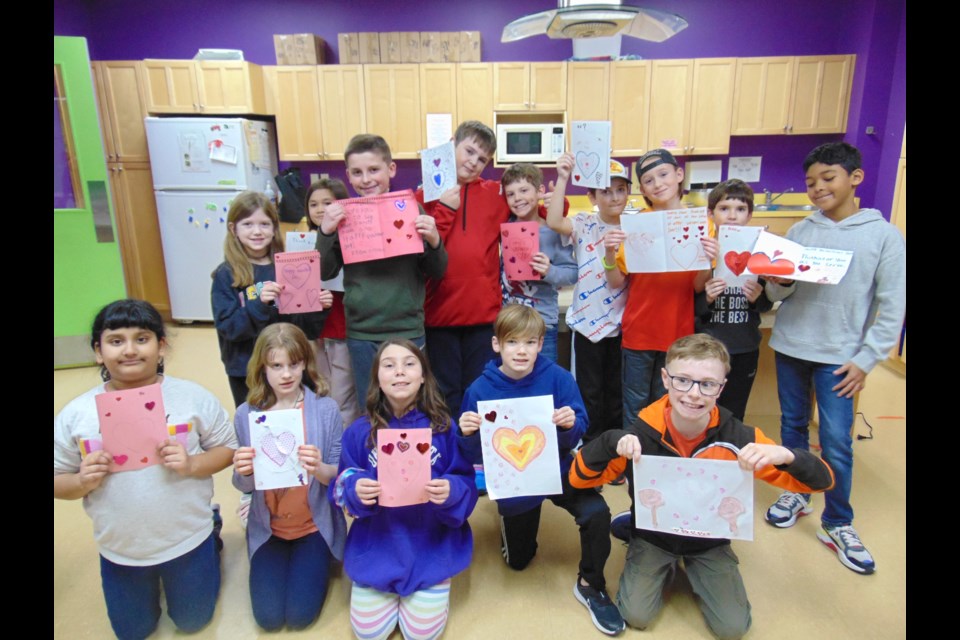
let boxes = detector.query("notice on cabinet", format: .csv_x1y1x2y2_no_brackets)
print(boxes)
425,113,453,149
728,156,762,183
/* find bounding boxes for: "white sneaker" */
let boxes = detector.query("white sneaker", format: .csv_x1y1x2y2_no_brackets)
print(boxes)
764,491,812,528
817,524,876,575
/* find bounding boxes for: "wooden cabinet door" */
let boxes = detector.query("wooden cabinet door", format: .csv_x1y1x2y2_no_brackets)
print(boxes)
98,62,150,162
196,61,266,114
530,62,566,111
647,59,693,153
731,57,794,134
567,62,609,122
609,61,650,156
493,63,530,110
91,63,117,161
457,63,494,129
364,65,422,159
420,64,458,147
268,66,323,161
688,58,735,155
318,65,366,160
142,60,199,113
790,55,853,134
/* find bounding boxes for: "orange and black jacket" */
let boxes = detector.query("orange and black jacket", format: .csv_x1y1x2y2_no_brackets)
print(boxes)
570,395,835,555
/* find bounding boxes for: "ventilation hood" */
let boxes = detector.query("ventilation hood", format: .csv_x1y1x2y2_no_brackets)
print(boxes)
502,0,688,43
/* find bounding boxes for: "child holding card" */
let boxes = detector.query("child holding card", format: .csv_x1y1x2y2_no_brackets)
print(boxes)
570,334,834,638
500,163,577,363
54,299,237,639
458,304,624,636
232,323,347,631
332,339,477,640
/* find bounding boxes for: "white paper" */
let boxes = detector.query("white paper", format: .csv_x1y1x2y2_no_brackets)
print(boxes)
249,408,308,490
178,131,209,172
209,142,238,165
728,156,762,183
620,208,710,273
633,455,754,541
477,395,562,500
571,121,612,189
419,141,457,202
286,230,317,253
425,113,453,149
715,225,762,288
747,230,853,285
684,160,723,187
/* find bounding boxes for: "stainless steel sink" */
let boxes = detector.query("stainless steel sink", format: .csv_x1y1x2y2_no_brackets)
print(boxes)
753,204,817,212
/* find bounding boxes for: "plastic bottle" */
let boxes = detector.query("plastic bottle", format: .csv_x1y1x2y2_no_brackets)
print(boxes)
264,181,277,206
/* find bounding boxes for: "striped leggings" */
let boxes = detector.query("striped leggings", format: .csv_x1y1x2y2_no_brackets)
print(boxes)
350,579,451,640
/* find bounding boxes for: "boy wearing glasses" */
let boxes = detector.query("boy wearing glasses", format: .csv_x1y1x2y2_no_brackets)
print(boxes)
569,334,834,639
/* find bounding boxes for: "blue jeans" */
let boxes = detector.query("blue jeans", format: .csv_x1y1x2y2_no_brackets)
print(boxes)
774,352,854,526
622,349,667,429
99,533,220,640
347,335,425,406
540,326,559,364
249,532,333,631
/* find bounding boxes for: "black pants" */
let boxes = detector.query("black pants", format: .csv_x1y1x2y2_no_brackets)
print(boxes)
575,332,623,442
426,325,495,414
228,375,249,409
717,350,760,421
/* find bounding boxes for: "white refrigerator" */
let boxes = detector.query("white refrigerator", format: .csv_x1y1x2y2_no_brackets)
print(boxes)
145,117,279,321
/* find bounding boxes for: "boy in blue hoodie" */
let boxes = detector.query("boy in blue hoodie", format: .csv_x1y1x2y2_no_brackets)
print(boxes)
458,304,625,636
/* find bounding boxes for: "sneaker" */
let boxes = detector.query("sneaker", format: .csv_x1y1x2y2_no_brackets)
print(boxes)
610,473,627,486
817,524,876,575
610,510,632,543
765,491,813,528
474,465,487,496
574,580,626,636
237,492,252,530
211,503,224,552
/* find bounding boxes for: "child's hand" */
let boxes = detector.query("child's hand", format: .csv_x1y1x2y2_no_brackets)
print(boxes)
553,406,575,430
531,252,551,276
832,362,866,398
603,229,626,254
425,478,451,505
741,279,763,303
298,444,322,476
159,437,191,476
765,276,794,286
355,478,381,506
233,446,255,476
415,214,441,248
320,202,346,234
616,434,642,463
555,152,574,180
259,281,282,305
700,235,719,261
318,289,334,309
704,277,727,304
738,443,794,471
78,450,112,492
459,411,482,436
440,186,460,211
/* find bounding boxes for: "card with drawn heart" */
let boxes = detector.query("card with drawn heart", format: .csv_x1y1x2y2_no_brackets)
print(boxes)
285,230,317,253
275,250,324,314
419,141,457,203
377,428,432,507
249,408,308,490
337,190,424,264
620,208,710,273
746,230,853,285
477,395,562,501
501,221,541,281
715,225,763,288
571,121,612,189
95,383,168,473
633,455,754,541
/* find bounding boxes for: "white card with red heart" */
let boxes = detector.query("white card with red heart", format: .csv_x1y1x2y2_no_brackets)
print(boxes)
275,250,324,314
571,121,612,189
95,382,168,473
715,225,762,288
285,230,317,253
621,208,710,273
249,408,308,490
419,141,457,203
746,230,853,285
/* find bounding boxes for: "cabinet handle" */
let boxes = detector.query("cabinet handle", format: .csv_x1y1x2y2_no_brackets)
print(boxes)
783,125,788,133
690,146,695,152
531,102,536,109
117,166,123,172
524,101,530,108
193,103,198,110
788,125,793,133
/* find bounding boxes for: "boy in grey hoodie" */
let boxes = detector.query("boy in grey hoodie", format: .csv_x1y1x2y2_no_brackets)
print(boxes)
762,142,905,575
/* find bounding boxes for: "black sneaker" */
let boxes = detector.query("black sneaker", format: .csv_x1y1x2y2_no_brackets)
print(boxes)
212,503,223,552
573,580,626,636
610,510,632,543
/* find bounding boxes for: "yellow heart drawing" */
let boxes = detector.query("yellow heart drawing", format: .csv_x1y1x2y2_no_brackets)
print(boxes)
492,426,546,472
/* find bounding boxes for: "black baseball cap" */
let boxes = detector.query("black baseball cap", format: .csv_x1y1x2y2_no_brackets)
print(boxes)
636,149,680,178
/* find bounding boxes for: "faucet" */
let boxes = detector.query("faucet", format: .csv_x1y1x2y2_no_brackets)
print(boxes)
763,187,795,205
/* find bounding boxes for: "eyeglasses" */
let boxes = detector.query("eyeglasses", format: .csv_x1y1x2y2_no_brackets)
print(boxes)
664,370,725,397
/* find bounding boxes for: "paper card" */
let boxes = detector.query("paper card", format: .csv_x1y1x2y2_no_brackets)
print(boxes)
420,141,457,202
746,230,853,285
77,437,103,460
501,222,541,281
728,156,762,183
621,208,710,273
715,225,763,288
285,230,317,253
571,121,612,189
167,422,192,449
95,383,168,473
275,250,324,314
633,455,754,541
178,131,209,173
425,113,453,149
477,395,562,501
209,142,238,165
337,190,424,264
377,428,432,507
250,408,308,490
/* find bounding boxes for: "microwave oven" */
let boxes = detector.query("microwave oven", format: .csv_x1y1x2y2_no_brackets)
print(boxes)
496,123,566,164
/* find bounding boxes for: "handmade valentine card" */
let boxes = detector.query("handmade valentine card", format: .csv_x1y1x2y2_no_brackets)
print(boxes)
377,428,432,507
337,190,424,264
275,250,324,314
477,395,562,501
285,230,317,253
746,230,853,285
570,121,612,189
632,455,754,541
621,208,711,273
501,221,541,281
250,408,308,490
419,141,457,203
715,225,763,288
95,383,168,473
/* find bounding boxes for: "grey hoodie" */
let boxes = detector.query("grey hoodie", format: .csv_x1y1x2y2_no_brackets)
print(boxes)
766,208,906,372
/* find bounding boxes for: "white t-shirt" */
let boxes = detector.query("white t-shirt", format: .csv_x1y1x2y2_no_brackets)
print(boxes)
563,212,628,342
54,376,237,565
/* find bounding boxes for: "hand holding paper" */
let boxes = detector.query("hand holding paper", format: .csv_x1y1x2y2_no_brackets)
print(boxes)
425,478,451,505
77,450,111,493
356,477,382,506
234,446,255,476
159,437,191,476
617,434,642,463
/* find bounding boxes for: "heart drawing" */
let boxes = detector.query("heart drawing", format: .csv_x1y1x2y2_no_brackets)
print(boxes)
260,431,297,467
433,173,443,186
282,262,312,289
747,252,795,276
484,410,497,422
669,242,704,270
492,426,547,472
575,151,600,181
306,289,320,307
723,251,751,276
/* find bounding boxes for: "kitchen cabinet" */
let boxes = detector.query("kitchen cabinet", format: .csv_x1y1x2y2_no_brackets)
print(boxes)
790,55,853,134
494,62,566,111
457,63,494,129
92,61,151,163
731,57,795,135
567,62,609,122
608,60,651,156
142,60,267,115
318,65,367,160
420,63,458,147
263,66,324,161
364,64,421,159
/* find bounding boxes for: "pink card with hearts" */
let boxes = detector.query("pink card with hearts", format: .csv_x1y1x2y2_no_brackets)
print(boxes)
501,222,541,281
95,383,168,473
377,428,432,507
275,250,324,314
249,408,309,490
337,190,424,264
571,121,612,189
715,225,762,288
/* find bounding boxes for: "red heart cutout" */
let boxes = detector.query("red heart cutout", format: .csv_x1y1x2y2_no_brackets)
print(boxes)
484,411,497,422
747,252,796,276
502,230,510,237
300,233,305,238
683,226,689,232
113,455,128,465
386,238,392,243
683,234,689,240
140,456,149,463
400,433,408,439
105,412,112,417
798,264,811,272
115,397,122,401
724,251,751,276
416,442,430,454
520,227,527,232
509,256,517,263
381,443,395,455
406,234,413,239
144,401,156,411
397,441,410,453
698,225,704,231
773,250,783,258
504,415,508,420
574,174,581,181
393,219,404,229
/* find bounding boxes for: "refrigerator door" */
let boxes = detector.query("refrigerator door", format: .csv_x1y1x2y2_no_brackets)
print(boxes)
155,191,235,321
145,117,277,191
